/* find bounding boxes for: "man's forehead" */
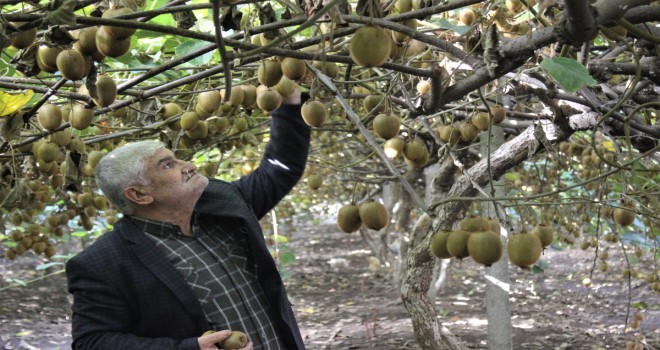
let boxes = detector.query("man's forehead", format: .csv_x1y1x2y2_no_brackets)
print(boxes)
147,148,174,164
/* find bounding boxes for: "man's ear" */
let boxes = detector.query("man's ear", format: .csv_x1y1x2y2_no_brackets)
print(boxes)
124,186,154,206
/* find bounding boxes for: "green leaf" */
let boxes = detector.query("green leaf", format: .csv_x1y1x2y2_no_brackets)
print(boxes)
532,258,549,273
71,231,89,238
540,57,597,93
631,301,647,309
278,251,296,265
176,40,215,67
431,18,470,35
36,262,64,270
7,278,26,286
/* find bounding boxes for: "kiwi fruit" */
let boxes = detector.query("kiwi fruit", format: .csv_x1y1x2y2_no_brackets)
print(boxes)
507,231,542,268
471,112,490,131
73,27,101,56
383,138,405,158
459,9,476,26
281,57,307,81
613,207,636,226
78,192,94,207
160,103,183,119
312,61,339,78
220,86,245,106
44,246,56,258
196,91,221,114
491,105,506,123
256,90,282,112
391,18,417,44
275,76,298,98
70,105,94,130
301,100,327,127
37,142,60,163
233,117,248,132
307,174,323,190
372,114,401,140
363,95,388,114
102,7,137,39
394,0,413,12
50,128,72,147
532,224,554,248
337,203,362,233
87,150,106,169
240,85,257,108
349,26,392,67
404,146,429,168
431,230,452,259
221,331,248,349
359,200,389,230
37,104,63,131
459,122,479,142
458,216,480,231
56,49,86,81
437,124,460,145
95,26,131,57
37,45,62,73
467,231,503,266
4,248,17,260
180,112,200,130
446,230,472,259
212,116,230,133
95,75,117,107
186,120,209,140
416,80,431,94
10,22,37,49
257,60,283,87
403,139,426,161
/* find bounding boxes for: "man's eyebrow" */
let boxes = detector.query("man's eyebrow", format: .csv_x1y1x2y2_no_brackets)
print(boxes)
156,155,174,167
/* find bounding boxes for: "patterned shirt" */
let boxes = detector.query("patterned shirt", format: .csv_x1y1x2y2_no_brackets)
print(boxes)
129,214,285,350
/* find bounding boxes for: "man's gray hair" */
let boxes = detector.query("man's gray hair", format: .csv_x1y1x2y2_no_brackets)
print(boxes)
94,140,165,215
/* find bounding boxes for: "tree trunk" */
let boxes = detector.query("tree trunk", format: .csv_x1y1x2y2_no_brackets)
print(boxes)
401,112,600,349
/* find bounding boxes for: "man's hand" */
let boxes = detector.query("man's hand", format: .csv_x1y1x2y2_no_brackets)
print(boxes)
280,87,301,105
198,330,253,350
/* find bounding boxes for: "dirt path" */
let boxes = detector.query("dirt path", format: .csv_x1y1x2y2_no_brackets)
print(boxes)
1,223,659,349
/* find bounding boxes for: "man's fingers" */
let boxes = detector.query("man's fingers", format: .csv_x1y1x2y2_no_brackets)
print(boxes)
199,330,232,349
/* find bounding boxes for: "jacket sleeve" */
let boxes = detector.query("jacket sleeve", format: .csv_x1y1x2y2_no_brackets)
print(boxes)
233,101,311,218
66,257,200,350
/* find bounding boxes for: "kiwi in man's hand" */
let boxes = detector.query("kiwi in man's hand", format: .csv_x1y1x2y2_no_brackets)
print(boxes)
221,331,248,349
201,330,248,349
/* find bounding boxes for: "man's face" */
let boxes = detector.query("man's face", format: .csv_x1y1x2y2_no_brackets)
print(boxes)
141,148,209,208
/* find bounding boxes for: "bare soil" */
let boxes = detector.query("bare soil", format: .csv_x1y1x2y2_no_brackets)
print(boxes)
1,223,659,349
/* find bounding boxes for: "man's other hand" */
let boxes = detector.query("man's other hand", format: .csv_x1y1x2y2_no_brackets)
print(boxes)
198,330,253,350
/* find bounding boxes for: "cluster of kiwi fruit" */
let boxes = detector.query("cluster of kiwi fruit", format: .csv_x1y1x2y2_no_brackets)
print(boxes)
431,216,502,266
337,200,389,233
4,225,56,260
29,7,134,80
431,216,551,268
201,330,248,349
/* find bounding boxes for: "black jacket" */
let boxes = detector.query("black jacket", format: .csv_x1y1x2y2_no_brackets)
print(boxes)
66,103,311,350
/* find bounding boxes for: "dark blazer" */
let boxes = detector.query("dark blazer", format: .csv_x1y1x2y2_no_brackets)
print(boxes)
66,104,311,350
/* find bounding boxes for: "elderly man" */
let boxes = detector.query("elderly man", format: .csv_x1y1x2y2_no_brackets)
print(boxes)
66,90,310,350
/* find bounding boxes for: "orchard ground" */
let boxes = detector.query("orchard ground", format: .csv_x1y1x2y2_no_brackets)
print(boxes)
1,223,659,350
